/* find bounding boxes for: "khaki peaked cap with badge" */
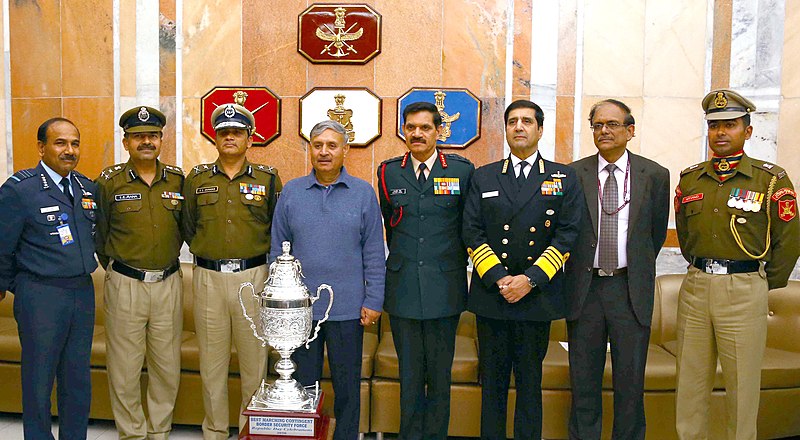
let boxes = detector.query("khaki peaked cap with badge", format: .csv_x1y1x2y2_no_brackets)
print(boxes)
675,89,800,289
182,103,280,260
94,106,184,271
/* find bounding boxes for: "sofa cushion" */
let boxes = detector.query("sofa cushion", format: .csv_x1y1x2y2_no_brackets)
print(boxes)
0,318,22,362
374,332,478,383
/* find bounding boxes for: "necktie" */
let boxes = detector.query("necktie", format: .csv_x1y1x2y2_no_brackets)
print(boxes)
599,163,618,273
61,177,74,205
517,161,529,188
417,163,427,186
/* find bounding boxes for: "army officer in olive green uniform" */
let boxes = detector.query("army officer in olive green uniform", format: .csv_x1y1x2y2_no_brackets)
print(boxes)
675,89,800,440
378,101,474,439
96,106,184,440
182,103,281,440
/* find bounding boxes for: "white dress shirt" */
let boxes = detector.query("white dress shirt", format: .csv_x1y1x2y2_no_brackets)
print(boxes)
510,150,539,178
410,151,438,180
593,150,630,269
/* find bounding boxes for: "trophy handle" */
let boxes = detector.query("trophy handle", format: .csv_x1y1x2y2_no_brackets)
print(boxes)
305,283,334,348
238,282,267,347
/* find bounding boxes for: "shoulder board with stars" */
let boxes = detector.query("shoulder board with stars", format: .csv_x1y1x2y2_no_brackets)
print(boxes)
252,164,277,175
100,163,126,180
73,170,91,181
444,153,473,165
379,155,404,166
680,162,704,176
191,163,214,176
9,168,36,182
755,160,784,176
164,164,184,175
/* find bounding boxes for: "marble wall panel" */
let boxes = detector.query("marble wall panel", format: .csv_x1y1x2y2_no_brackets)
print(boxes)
159,0,177,165
777,98,800,185
511,0,532,99
64,97,115,176
307,61,376,90
581,0,645,97
62,0,113,97
711,0,732,89
555,95,573,163
182,0,242,98
181,97,216,168
246,98,306,184
10,0,62,98
442,0,507,97
643,0,707,98
556,0,577,97
159,96,177,165
781,0,800,96
730,0,785,89
373,97,406,164
242,0,306,96
11,98,63,171
459,97,505,167
120,0,137,97
374,0,442,97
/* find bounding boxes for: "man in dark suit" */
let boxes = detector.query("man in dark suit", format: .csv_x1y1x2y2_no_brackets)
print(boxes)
378,101,474,439
463,99,584,440
566,99,670,440
0,118,98,440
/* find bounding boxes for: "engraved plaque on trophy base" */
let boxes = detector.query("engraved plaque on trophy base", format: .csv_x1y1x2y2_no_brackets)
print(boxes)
240,391,329,439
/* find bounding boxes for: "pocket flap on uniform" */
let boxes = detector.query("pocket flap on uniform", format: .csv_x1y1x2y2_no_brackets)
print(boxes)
114,199,142,213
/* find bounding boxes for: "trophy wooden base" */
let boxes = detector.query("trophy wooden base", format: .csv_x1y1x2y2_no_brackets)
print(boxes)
239,392,329,439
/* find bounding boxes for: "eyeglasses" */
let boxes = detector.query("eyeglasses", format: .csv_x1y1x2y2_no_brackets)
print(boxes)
590,122,628,132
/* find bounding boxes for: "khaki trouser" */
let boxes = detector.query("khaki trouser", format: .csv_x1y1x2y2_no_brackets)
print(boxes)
193,265,268,440
104,266,183,440
675,265,768,440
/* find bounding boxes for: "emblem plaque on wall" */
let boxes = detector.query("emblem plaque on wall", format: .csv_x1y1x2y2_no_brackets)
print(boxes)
201,86,281,146
298,4,382,64
299,87,382,147
397,88,482,149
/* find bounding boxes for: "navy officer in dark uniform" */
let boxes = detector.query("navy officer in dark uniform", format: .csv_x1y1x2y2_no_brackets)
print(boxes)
463,100,583,439
0,117,98,439
378,101,474,439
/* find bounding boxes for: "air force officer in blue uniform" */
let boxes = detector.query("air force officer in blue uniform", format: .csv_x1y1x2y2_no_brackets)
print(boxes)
0,118,98,439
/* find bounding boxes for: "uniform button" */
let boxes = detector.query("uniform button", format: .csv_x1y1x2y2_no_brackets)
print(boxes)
527,256,533,261
713,234,717,238
719,183,724,187
501,252,508,259
591,243,596,248
502,238,508,244
529,241,534,246
714,208,719,213
418,238,424,244
768,310,774,316
586,267,592,272
530,227,536,233
420,215,426,221
504,266,508,270
228,199,233,204
227,219,232,224
153,224,158,228
418,261,424,266
420,194,426,199
503,224,510,231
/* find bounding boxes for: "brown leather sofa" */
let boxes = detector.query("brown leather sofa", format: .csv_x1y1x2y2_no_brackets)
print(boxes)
370,275,800,439
0,262,379,433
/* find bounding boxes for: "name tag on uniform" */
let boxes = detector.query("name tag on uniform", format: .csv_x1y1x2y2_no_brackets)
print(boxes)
433,177,461,195
57,223,74,246
482,191,499,199
389,188,406,196
40,205,60,213
115,193,142,201
196,186,218,195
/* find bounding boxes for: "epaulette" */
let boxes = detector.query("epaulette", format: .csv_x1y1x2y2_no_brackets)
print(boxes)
680,162,704,176
190,163,214,176
380,155,404,165
164,164,184,175
252,164,277,175
99,164,126,180
72,170,92,181
8,168,36,182
445,153,473,165
752,159,785,176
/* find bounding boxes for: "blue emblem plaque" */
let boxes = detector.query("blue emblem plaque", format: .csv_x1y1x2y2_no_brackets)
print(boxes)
397,88,482,149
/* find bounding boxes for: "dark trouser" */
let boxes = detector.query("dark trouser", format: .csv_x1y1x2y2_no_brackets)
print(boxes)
477,316,550,440
567,273,650,440
13,273,95,440
390,314,459,440
292,319,363,440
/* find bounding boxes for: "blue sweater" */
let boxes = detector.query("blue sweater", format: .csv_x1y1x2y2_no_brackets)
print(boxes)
269,167,385,321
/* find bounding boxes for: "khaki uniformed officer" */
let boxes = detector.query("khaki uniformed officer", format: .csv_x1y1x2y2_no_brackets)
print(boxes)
182,103,281,440
675,89,800,440
95,106,184,440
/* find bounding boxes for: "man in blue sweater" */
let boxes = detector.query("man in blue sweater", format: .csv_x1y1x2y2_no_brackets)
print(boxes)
270,120,385,440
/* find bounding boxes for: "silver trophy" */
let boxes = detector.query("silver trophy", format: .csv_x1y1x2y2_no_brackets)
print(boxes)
239,241,334,411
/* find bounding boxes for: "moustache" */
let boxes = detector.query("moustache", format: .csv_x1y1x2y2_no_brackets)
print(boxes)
60,154,77,161
137,144,156,151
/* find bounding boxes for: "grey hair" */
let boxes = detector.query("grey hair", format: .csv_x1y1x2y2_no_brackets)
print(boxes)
310,120,348,144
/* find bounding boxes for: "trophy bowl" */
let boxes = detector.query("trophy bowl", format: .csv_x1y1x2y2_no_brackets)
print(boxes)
239,241,333,412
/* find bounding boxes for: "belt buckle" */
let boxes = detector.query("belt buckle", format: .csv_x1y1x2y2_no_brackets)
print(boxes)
597,269,613,277
705,260,728,275
220,259,241,273
142,270,165,283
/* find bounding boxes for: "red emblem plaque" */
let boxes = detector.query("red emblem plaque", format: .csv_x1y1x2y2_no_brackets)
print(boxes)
778,199,796,222
201,86,281,146
297,4,381,64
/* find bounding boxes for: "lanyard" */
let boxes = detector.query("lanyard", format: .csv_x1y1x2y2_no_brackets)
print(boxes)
597,156,630,216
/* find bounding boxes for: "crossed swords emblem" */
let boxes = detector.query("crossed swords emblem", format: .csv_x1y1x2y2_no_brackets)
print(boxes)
315,7,364,58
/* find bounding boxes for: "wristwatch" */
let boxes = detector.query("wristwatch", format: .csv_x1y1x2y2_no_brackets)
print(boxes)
526,275,537,289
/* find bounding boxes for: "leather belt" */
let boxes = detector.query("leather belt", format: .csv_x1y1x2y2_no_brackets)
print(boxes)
112,260,180,283
195,255,267,273
692,258,759,275
592,268,627,277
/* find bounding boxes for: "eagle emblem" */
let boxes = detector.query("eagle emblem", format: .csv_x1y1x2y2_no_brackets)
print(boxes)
315,7,364,58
